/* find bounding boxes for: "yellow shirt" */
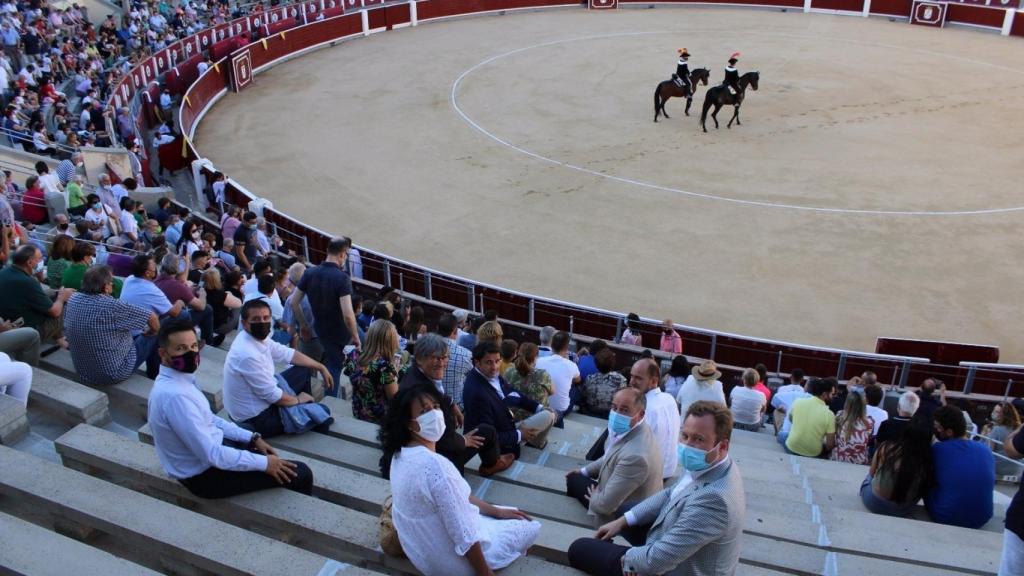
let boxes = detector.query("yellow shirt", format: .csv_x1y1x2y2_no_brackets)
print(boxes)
785,396,835,457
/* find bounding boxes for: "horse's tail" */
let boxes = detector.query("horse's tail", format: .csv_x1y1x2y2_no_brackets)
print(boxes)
653,83,662,114
700,90,715,127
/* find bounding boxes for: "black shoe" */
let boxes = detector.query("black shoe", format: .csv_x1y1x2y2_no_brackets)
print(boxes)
208,333,226,348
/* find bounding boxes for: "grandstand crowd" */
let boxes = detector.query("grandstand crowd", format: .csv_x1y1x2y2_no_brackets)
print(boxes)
0,0,1021,575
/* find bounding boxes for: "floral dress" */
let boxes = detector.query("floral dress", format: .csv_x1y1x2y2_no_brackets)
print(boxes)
581,371,627,417
503,366,553,421
347,356,405,424
830,413,875,465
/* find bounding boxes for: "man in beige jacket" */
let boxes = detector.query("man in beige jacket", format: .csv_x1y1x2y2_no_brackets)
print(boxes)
566,387,664,526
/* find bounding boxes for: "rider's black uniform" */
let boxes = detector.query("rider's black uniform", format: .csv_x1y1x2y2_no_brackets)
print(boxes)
723,64,740,95
675,57,692,93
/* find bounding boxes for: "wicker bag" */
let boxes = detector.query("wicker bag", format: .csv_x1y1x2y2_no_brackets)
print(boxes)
379,495,405,558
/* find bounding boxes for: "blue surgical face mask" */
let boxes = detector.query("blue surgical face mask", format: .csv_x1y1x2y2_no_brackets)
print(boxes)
607,410,633,436
678,442,720,473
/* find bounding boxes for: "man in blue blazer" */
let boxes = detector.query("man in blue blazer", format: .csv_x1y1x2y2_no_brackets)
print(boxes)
463,341,556,458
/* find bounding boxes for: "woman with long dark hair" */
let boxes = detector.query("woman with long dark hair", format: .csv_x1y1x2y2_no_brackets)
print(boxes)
860,424,935,517
382,386,541,576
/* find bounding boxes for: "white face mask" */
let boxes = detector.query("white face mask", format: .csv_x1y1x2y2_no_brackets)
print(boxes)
414,408,446,443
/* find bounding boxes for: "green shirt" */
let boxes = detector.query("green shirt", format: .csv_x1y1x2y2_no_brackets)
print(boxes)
67,182,85,209
62,263,124,298
47,258,70,289
0,265,54,330
785,396,836,457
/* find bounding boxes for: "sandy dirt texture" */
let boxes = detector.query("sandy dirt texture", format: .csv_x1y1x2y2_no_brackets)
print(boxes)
195,7,1024,361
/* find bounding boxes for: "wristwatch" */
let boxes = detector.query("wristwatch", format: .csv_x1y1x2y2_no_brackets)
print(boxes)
248,432,262,450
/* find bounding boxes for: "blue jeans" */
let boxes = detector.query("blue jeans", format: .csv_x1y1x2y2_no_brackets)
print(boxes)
859,474,914,517
133,333,160,379
322,341,347,399
180,306,216,344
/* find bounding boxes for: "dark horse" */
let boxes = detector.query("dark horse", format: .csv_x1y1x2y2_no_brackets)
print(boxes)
699,71,760,133
653,67,710,122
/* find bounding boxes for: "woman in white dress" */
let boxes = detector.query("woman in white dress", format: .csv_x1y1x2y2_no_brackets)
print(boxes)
676,359,726,417
384,386,541,576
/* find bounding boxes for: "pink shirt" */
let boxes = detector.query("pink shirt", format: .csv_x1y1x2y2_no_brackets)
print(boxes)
660,331,683,354
754,382,772,405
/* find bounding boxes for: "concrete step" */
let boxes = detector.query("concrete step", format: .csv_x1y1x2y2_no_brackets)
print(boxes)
0,445,375,576
61,424,591,570
0,510,161,576
0,394,29,445
29,370,110,426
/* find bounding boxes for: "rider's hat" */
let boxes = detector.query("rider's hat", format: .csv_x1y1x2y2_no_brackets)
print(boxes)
677,48,690,58
728,51,741,63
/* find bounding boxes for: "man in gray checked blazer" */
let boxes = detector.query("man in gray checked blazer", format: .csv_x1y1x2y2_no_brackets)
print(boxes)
568,400,745,576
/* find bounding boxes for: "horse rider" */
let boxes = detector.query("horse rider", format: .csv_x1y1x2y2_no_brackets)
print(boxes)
723,52,741,95
673,48,692,93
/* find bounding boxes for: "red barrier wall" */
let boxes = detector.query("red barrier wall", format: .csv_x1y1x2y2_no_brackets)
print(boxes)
1014,11,1024,36
811,0,864,11
946,3,1006,27
869,0,911,17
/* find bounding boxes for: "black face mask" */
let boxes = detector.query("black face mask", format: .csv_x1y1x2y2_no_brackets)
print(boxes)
248,321,271,341
169,350,200,374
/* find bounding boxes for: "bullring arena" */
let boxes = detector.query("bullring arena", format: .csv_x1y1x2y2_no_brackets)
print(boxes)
195,4,1024,361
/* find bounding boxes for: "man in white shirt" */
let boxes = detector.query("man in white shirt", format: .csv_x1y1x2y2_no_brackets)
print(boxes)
729,368,767,431
775,368,805,397
535,330,580,426
224,299,334,438
863,383,889,437
629,358,680,481
771,377,811,440
147,318,313,499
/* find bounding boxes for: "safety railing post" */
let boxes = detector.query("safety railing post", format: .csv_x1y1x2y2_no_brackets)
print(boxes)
528,299,535,326
398,272,404,294
424,271,432,301
301,235,310,263
898,361,911,389
479,293,485,314
614,316,624,343
962,365,977,395
709,334,717,361
569,315,575,336
382,260,391,286
468,284,476,312
1005,379,1015,401
836,353,847,380
776,351,783,377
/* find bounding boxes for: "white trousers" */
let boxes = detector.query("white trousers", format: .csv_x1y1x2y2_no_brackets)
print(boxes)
1000,529,1024,576
0,352,32,406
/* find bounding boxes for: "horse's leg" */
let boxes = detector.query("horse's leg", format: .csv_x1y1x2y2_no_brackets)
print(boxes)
735,104,742,126
654,87,661,122
685,96,692,116
663,96,671,119
711,103,721,129
727,105,738,128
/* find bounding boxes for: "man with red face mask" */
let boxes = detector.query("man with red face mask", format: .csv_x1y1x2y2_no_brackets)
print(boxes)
147,317,313,499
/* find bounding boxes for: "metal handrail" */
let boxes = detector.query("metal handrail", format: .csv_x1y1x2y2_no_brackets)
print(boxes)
970,431,1024,469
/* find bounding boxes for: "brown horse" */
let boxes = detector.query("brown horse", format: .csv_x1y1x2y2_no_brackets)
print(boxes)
653,67,710,122
700,71,759,133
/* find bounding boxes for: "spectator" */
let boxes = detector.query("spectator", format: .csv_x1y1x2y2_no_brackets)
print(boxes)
772,375,812,439
830,391,875,465
499,338,518,376
148,318,313,499
242,275,288,344
864,384,889,437
187,250,211,285
462,341,556,457
46,234,74,289
232,210,258,272
383,385,540,576
630,358,681,481
291,237,360,396
676,360,727,419
926,405,994,529
620,312,642,347
35,161,62,195
66,175,86,217
577,338,607,384
435,313,472,407
785,377,837,458
389,333,504,478
0,245,73,345
659,318,683,354
504,342,554,421
981,401,1022,478
580,348,626,418
875,391,921,450
1001,422,1024,574
63,241,121,296
566,387,663,526
120,254,185,326
356,298,375,333
154,253,220,347
348,319,404,424
0,321,41,367
916,378,947,424
177,219,202,259
861,424,934,517
64,265,160,382
222,299,334,438
475,320,503,347
730,368,767,432
536,325,555,357
21,175,47,224
569,401,744,576
203,267,241,337
153,197,174,229
752,363,772,405
164,213,182,248
0,350,31,406
401,305,426,344
118,196,140,247
662,355,689,399
84,192,117,238
536,330,582,426
216,237,237,270
282,264,320,360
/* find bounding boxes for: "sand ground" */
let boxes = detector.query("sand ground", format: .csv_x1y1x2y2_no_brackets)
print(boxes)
195,7,1024,361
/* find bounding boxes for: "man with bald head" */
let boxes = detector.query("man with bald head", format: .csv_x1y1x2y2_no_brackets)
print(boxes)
566,387,663,526
630,358,681,481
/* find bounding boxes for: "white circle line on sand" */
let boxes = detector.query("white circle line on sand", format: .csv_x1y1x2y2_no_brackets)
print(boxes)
450,30,1024,217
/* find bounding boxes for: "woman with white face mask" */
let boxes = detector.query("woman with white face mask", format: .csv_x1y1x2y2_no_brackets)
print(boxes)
384,388,541,576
